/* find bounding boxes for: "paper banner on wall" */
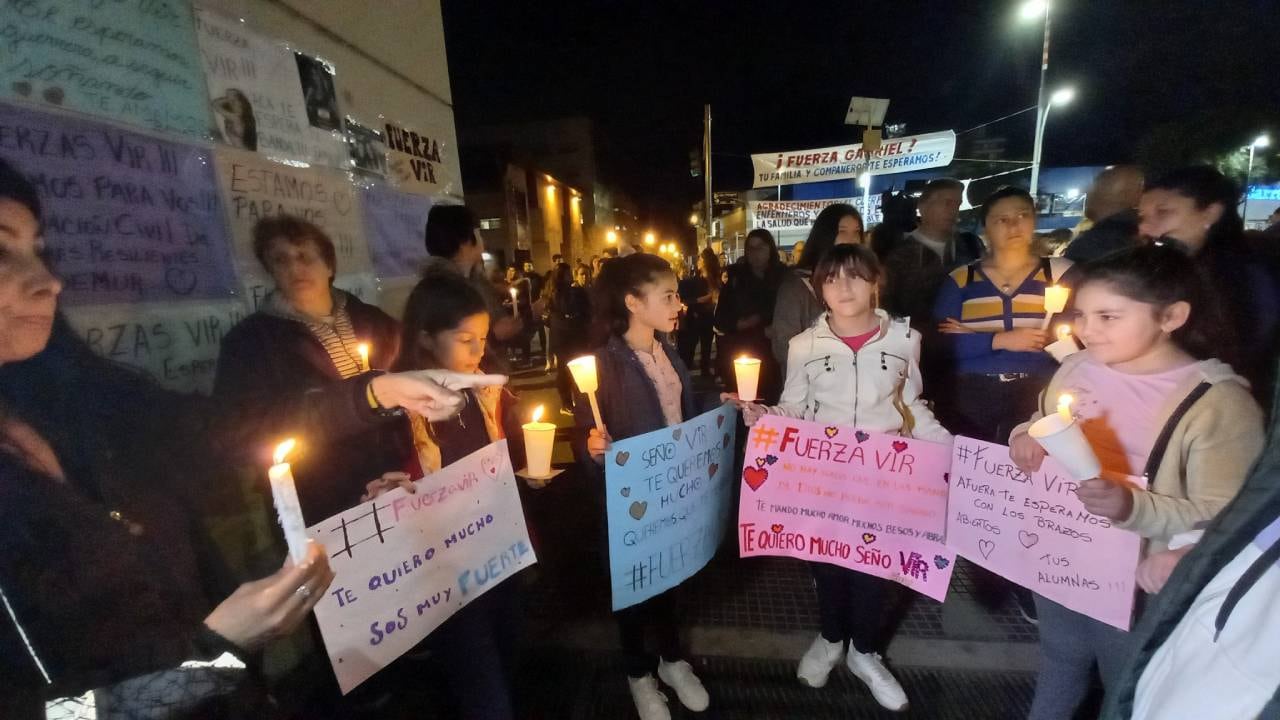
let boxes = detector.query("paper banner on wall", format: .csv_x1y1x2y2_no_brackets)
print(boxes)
605,404,738,611
333,271,381,310
749,198,864,232
751,130,956,188
309,440,536,694
738,416,954,601
62,298,250,394
194,9,347,168
213,147,371,307
0,101,238,305
347,118,387,177
0,0,209,138
383,119,459,197
361,182,432,278
945,436,1143,630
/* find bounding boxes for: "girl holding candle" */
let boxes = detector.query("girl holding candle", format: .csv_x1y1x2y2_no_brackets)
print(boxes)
1008,244,1265,720
573,253,715,720
734,243,950,712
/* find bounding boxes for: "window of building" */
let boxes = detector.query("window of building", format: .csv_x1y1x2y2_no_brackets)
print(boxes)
479,218,503,230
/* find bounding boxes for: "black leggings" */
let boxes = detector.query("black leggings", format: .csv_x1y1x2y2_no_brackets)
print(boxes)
615,589,684,678
811,562,893,654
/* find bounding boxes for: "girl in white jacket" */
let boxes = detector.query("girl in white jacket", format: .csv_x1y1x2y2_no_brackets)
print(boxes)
737,244,951,712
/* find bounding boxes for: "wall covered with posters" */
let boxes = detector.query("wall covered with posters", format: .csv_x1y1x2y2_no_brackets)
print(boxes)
0,0,459,393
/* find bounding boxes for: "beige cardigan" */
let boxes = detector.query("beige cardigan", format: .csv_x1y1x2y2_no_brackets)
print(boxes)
1010,353,1265,554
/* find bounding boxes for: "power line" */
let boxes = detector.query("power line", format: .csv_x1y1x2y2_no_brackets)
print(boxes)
956,106,1037,136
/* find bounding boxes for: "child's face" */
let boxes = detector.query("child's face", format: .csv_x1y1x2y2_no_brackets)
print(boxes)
1074,282,1187,366
421,312,490,374
821,269,876,320
625,272,681,334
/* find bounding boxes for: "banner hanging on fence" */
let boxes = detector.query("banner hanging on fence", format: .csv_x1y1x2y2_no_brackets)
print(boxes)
738,416,954,601
748,197,884,232
945,436,1143,630
751,130,956,189
605,404,738,610
309,441,536,694
0,101,237,305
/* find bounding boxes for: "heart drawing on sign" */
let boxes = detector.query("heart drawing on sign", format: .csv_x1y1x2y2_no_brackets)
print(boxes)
673,428,682,441
934,555,950,570
717,414,726,428
620,487,631,498
855,430,871,443
615,451,630,467
480,454,499,479
1018,531,1040,549
824,426,839,438
892,440,909,453
771,523,784,534
765,454,778,466
943,472,950,484
723,432,731,448
743,467,769,491
979,539,996,559
629,501,648,520
861,533,877,545
708,463,719,478
755,457,767,468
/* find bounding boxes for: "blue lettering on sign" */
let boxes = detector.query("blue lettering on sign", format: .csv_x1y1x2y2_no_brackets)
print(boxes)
456,539,533,596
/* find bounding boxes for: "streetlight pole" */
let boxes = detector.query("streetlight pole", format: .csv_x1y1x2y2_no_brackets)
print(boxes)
1029,0,1049,197
703,104,713,250
1244,134,1271,225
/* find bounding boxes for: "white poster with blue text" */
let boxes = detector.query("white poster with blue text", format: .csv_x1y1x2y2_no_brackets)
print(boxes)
308,441,535,693
605,404,738,610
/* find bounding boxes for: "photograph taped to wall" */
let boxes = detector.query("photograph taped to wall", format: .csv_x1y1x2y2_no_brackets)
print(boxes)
347,118,387,176
295,53,342,133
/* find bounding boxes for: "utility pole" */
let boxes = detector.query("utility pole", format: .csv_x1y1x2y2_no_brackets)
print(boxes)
703,104,713,250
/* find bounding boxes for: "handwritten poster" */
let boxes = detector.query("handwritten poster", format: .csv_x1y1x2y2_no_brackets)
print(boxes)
194,9,346,167
738,416,954,601
384,119,459,197
946,436,1143,630
361,182,432,278
309,441,536,694
605,404,738,611
62,299,249,393
213,147,371,306
0,102,237,305
0,0,209,137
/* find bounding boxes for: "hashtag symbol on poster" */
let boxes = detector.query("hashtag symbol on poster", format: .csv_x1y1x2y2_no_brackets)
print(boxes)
750,426,780,452
955,444,972,463
628,562,649,592
327,502,395,559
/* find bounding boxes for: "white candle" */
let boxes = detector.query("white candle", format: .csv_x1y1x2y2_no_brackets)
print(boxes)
522,405,555,478
1041,285,1070,330
735,356,762,403
357,343,370,373
268,438,309,564
567,355,606,432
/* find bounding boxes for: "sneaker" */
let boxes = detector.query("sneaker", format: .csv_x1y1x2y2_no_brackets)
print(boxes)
796,634,844,688
846,650,908,711
658,659,710,712
627,675,671,720
1015,590,1039,625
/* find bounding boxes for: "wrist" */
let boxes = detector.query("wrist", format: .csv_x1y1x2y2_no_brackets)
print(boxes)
367,374,407,417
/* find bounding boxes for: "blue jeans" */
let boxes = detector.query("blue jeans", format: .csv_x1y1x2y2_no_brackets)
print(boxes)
1028,594,1135,720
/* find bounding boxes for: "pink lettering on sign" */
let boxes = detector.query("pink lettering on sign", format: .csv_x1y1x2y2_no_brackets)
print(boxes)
738,416,954,601
944,436,1143,630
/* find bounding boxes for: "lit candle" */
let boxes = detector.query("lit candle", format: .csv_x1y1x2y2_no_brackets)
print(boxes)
1045,324,1079,362
268,439,309,564
735,356,762,403
1055,324,1072,343
522,405,555,478
1057,394,1074,423
567,355,607,432
1041,285,1070,330
357,343,370,373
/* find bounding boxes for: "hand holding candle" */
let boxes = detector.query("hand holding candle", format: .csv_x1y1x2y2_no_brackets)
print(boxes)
1040,284,1070,330
522,405,555,479
268,439,309,564
567,355,606,432
1028,393,1101,481
734,356,761,403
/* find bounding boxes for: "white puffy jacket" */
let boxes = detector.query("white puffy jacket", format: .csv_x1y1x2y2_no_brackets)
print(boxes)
766,309,951,443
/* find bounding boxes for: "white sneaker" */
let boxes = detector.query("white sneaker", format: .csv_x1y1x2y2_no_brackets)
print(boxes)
657,659,710,712
796,634,844,688
846,650,909,711
628,674,671,720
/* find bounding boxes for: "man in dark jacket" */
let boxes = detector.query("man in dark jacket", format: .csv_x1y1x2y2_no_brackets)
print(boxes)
1064,165,1144,263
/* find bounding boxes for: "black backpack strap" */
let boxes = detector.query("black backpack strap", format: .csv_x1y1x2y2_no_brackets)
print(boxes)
1142,381,1213,483
1041,256,1055,284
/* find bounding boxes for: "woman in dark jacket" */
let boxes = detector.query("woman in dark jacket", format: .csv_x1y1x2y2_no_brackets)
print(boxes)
546,262,591,411
714,228,786,401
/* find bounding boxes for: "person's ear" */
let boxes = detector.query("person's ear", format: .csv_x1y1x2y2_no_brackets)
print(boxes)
624,291,643,315
1201,202,1224,229
1160,301,1191,334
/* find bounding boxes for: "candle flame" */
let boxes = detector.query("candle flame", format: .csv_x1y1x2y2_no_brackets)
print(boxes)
531,405,544,423
273,438,296,465
1057,394,1074,413
357,343,369,358
1056,324,1072,342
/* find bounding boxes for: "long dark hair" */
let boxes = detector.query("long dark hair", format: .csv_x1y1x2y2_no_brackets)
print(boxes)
698,247,722,291
394,270,489,371
744,228,784,273
590,253,675,345
1078,243,1218,359
544,262,573,308
1145,166,1245,255
797,203,862,271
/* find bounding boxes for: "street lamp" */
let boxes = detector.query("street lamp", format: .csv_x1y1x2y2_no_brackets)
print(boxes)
1030,86,1074,200
1244,134,1272,224
689,213,699,226
644,231,657,246
606,230,618,244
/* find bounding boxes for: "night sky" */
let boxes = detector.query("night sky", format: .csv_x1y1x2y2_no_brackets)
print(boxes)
442,0,1279,234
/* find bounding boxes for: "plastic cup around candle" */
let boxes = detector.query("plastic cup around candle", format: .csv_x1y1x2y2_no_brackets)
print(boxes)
1045,338,1079,363
567,356,599,393
523,421,555,478
1028,413,1102,481
735,357,761,403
